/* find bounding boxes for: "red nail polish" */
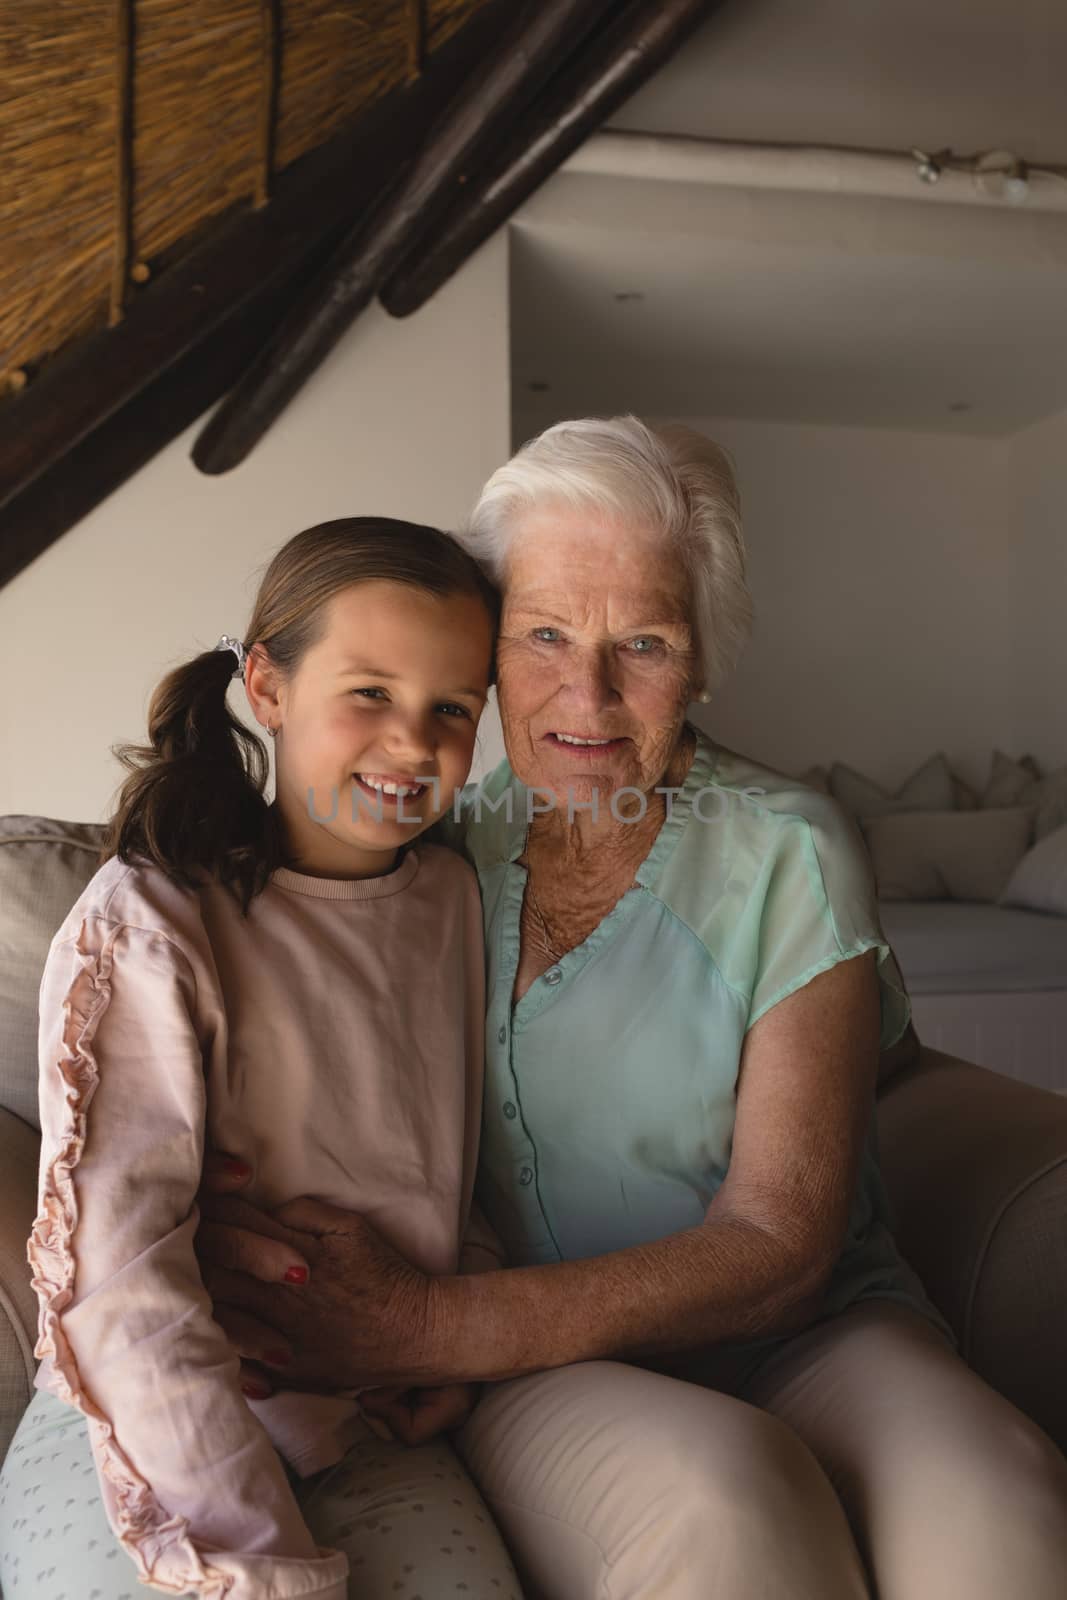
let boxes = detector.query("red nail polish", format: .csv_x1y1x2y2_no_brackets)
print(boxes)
223,1158,251,1178
284,1265,308,1285
267,1348,292,1367
241,1382,270,1400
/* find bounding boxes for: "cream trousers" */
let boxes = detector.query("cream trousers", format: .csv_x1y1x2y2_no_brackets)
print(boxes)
454,1299,1067,1599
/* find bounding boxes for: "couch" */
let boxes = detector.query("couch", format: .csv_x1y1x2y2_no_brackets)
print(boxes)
2,812,1067,1475
879,899,1067,1091
802,752,1067,1090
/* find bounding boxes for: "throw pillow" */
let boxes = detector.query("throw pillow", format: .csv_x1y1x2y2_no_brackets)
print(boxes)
830,753,955,819
863,807,1033,902
951,772,979,810
796,765,832,795
999,823,1067,917
0,814,109,1129
1034,770,1067,840
982,752,1067,840
982,750,1040,807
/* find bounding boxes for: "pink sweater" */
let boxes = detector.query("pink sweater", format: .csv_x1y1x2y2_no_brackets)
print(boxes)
29,842,501,1599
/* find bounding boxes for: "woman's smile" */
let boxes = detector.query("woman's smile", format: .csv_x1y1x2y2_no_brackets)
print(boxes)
542,731,630,757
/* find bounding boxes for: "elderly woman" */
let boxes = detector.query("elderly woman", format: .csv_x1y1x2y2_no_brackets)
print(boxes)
201,417,1067,1599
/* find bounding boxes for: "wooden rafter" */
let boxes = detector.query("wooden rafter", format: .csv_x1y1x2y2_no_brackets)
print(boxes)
383,0,724,318
192,0,623,474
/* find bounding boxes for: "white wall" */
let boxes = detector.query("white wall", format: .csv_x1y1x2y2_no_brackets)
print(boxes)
1008,408,1067,764
0,235,510,822
676,413,1064,793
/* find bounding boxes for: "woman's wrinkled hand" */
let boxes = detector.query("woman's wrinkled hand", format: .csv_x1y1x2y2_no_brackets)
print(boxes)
196,1152,313,1396
195,1153,448,1393
360,1382,482,1447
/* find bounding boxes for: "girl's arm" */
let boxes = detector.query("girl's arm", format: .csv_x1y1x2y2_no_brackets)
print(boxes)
31,914,347,1600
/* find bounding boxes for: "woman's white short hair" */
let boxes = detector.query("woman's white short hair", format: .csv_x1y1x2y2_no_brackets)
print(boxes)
462,415,752,695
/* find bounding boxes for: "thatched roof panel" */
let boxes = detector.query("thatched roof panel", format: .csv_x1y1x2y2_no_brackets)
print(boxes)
1,2,117,377
0,0,492,379
132,1,261,265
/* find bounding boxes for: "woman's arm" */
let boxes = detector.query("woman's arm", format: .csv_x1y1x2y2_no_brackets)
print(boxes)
431,948,880,1381
198,951,879,1388
32,916,347,1599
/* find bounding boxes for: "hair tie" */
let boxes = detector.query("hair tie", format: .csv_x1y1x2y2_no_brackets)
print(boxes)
215,635,247,678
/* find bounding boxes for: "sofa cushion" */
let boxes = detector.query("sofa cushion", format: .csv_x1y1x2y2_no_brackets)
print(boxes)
0,816,108,1130
830,753,955,818
878,899,1067,993
981,753,1067,840
796,764,832,795
951,772,979,811
1000,824,1067,918
981,750,1041,808
863,807,1033,902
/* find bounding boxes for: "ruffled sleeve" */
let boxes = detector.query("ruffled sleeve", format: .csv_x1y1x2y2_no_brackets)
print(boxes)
30,912,348,1599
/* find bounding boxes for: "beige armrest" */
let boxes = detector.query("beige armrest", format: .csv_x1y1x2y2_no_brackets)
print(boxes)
0,1107,40,1461
877,1048,1067,1455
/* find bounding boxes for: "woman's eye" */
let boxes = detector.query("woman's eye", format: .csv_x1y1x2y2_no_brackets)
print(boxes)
627,637,662,654
532,627,561,643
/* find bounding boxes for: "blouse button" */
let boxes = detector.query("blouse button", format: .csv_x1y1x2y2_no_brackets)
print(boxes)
497,1025,507,1043
544,967,563,985
518,1166,534,1186
503,1102,517,1120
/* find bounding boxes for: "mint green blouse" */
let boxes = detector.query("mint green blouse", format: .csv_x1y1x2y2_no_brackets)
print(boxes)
442,725,955,1358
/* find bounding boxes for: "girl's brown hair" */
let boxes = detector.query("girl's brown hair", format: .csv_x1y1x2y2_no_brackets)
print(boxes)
104,517,499,913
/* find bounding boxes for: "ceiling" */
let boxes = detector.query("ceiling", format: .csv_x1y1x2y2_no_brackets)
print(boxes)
510,174,1067,439
607,0,1067,163
510,0,1067,441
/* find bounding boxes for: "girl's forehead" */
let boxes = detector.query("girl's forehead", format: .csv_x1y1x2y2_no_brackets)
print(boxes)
304,583,492,678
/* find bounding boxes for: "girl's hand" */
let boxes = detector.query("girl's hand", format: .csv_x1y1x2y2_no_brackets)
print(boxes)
360,1382,482,1446
196,1152,312,1397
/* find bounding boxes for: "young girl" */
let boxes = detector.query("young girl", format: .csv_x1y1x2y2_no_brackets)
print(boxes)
0,519,523,1600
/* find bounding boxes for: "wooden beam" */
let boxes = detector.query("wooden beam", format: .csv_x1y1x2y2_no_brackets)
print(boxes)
191,0,621,475
0,255,334,591
382,0,725,319
0,0,509,589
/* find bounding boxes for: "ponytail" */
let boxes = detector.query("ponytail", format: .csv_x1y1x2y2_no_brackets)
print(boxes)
103,646,289,915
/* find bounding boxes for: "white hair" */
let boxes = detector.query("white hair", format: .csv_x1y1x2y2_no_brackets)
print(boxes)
461,415,752,695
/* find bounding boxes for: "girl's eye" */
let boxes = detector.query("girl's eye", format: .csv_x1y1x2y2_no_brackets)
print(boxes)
351,687,386,700
438,703,471,720
532,627,562,642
